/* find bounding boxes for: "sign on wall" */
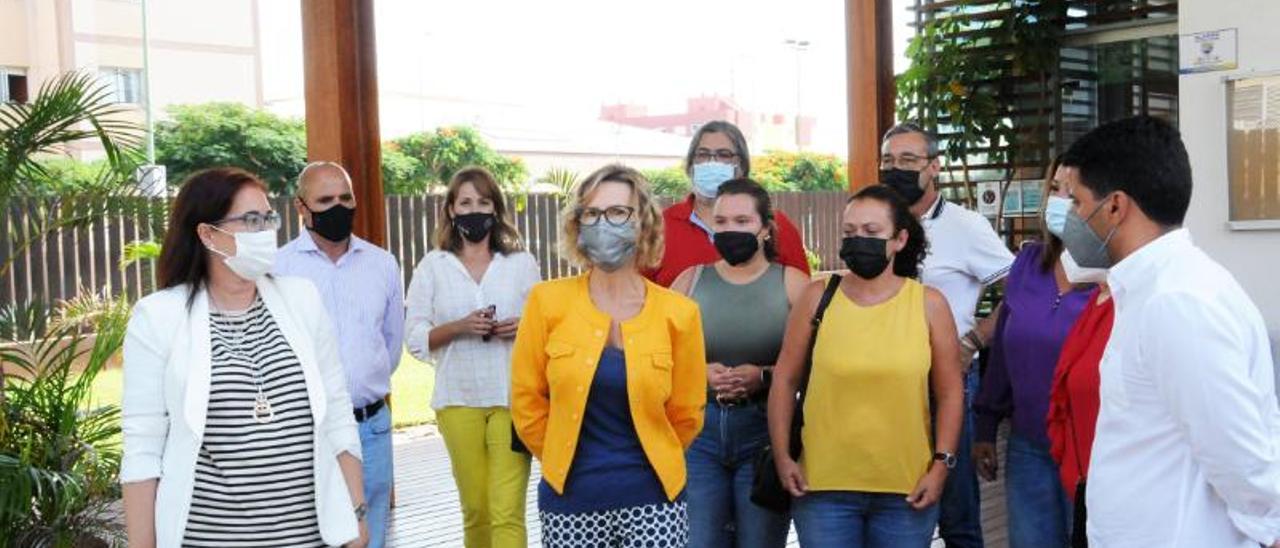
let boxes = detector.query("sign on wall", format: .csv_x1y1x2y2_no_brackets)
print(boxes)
977,180,1044,219
1227,73,1280,230
1179,29,1238,74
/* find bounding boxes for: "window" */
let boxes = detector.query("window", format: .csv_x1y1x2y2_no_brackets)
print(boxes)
1227,74,1280,226
99,67,144,104
1,67,28,104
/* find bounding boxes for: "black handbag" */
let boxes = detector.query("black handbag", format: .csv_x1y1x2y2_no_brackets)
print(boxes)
1072,479,1088,548
750,274,843,514
511,424,530,455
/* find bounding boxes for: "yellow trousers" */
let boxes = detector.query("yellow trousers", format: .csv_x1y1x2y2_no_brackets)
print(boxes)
436,406,532,548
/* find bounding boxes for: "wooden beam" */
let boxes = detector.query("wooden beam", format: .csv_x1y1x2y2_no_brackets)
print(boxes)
300,0,386,246
846,0,897,191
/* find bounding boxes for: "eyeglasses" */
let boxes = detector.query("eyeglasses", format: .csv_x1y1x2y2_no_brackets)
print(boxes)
214,210,282,232
577,205,635,227
693,148,739,163
879,154,933,170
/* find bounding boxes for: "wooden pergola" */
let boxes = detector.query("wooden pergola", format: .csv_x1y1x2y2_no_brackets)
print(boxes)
300,0,895,247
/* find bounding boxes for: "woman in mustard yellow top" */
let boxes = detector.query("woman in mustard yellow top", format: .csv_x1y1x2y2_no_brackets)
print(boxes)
768,185,965,547
511,164,707,547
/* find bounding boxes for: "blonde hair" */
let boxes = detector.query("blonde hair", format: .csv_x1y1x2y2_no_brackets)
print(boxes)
435,166,525,255
560,164,664,270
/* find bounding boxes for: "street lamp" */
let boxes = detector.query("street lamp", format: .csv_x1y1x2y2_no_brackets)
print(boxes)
784,39,810,151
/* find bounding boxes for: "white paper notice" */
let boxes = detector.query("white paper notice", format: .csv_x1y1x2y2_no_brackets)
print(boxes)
1179,29,1238,74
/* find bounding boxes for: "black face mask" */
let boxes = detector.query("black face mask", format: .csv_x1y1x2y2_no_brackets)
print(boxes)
880,168,926,206
840,236,892,280
453,212,496,243
713,230,761,266
307,203,355,242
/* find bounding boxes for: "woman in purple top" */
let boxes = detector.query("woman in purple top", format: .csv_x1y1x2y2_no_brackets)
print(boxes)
973,159,1095,548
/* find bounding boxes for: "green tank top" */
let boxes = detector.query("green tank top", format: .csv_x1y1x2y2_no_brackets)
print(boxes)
689,263,791,368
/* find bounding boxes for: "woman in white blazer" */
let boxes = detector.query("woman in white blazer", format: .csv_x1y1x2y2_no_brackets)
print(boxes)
121,167,368,548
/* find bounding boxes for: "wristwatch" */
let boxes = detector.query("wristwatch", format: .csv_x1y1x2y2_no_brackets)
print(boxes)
933,452,957,470
761,366,774,387
353,502,368,521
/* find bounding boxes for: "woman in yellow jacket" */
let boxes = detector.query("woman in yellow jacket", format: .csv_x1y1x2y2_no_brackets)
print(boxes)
511,164,707,547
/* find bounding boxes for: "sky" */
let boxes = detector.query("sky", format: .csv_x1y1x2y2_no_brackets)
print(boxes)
258,0,917,156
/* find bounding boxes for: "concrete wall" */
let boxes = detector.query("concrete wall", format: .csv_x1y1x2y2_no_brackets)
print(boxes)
1179,0,1280,369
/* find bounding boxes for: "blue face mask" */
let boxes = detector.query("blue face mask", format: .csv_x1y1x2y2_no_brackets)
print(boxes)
691,162,736,199
1043,195,1071,237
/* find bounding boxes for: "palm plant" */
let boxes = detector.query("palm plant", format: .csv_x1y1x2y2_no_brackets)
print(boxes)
0,71,161,280
0,294,129,547
0,70,153,548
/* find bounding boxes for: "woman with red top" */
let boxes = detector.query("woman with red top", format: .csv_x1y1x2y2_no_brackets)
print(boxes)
1046,250,1115,548
647,121,810,287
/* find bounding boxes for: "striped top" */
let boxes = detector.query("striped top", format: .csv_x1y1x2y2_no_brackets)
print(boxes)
182,296,325,547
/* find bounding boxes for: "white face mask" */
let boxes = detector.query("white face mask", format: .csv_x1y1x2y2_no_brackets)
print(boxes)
208,227,278,281
1061,248,1107,285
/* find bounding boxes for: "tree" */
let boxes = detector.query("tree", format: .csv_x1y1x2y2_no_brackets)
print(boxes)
753,151,848,191
155,102,307,195
379,142,421,195
390,126,527,194
641,166,691,197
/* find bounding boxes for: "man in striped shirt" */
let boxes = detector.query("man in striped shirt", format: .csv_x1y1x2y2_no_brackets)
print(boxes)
276,162,405,548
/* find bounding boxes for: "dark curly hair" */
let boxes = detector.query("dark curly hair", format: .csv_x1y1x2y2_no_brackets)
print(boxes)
715,178,778,262
848,185,929,279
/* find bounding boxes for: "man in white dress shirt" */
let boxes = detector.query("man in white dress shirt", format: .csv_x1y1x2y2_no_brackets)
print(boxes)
275,162,405,548
1058,115,1280,548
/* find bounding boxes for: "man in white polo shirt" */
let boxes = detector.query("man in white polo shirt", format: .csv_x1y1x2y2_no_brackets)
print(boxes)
880,122,1014,548
1061,116,1280,548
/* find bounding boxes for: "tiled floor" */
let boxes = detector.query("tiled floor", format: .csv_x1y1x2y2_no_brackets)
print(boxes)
387,428,1010,547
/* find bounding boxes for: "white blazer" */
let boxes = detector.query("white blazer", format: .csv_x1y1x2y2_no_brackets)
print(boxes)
120,276,363,548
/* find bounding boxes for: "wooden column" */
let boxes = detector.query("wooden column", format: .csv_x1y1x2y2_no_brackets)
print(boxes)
301,0,386,246
846,0,897,191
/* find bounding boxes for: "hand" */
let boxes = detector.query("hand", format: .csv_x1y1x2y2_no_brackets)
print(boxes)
774,455,809,498
730,364,765,396
492,317,520,339
345,519,369,548
453,308,497,338
707,363,734,393
974,441,998,481
906,464,948,510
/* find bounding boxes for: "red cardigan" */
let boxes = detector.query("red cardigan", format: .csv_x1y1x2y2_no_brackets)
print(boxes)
646,195,811,287
1046,288,1115,499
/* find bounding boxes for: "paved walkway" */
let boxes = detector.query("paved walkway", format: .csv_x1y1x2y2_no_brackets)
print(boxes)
386,428,1010,547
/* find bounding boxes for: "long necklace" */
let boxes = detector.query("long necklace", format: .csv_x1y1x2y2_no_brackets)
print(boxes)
211,293,275,424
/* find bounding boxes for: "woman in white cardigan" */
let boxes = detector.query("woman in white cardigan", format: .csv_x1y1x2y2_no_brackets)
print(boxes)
121,167,367,548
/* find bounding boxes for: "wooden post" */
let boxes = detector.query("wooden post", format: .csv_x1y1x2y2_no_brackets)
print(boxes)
300,0,386,246
846,0,897,192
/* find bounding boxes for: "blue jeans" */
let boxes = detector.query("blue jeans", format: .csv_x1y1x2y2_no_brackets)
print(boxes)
793,491,940,548
686,403,790,548
938,364,983,548
1006,433,1071,548
358,403,394,548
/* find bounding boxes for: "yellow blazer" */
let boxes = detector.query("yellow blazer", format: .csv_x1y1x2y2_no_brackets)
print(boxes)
510,274,707,500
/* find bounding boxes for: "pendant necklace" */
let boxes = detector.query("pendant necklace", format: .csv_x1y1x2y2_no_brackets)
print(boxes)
212,293,274,424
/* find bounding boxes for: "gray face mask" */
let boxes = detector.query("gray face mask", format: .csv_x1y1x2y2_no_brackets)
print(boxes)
1061,196,1119,269
578,222,638,272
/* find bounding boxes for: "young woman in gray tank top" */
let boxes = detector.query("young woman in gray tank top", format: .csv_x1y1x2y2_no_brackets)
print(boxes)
670,178,810,548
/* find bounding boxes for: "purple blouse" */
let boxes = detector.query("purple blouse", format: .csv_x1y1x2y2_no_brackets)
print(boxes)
974,242,1093,446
